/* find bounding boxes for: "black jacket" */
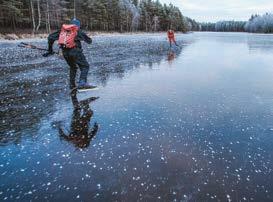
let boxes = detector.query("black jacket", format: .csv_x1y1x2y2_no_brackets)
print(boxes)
47,29,92,53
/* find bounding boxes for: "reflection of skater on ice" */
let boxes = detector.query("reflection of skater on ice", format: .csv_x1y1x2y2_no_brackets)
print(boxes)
58,91,99,149
167,50,176,62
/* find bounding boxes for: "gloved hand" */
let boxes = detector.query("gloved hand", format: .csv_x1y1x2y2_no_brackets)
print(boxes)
42,51,54,57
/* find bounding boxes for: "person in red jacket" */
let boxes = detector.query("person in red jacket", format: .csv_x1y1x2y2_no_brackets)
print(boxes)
167,29,179,48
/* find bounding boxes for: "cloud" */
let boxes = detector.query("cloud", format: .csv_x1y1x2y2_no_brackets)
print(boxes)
160,0,273,22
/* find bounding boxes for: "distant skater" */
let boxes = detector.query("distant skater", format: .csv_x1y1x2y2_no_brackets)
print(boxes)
43,18,96,91
167,29,179,48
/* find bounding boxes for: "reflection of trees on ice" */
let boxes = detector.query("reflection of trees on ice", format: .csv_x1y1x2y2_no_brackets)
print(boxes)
247,35,273,53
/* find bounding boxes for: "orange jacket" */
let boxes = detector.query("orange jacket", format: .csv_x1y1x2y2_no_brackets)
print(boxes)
167,30,175,39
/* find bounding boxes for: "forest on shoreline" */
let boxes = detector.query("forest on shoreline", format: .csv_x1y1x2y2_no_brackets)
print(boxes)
0,0,199,35
201,13,273,33
1,0,272,37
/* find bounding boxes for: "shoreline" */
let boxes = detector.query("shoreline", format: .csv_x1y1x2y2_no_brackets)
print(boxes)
2,31,273,42
0,31,190,42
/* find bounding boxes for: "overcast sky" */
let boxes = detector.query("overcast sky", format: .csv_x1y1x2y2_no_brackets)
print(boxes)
160,0,273,22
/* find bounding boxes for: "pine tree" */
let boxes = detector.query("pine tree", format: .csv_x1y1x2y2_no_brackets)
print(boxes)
1,0,23,30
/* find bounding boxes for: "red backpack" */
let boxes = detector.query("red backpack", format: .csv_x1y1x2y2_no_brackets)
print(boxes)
58,24,79,48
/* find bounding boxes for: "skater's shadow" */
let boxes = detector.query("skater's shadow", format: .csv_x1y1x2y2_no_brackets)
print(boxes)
58,92,99,149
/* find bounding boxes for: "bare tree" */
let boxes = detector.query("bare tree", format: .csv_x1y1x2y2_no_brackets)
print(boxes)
36,0,41,31
30,0,36,34
153,16,159,31
46,0,51,33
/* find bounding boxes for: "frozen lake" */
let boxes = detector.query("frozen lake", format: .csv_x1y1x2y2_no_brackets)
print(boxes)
1,32,273,201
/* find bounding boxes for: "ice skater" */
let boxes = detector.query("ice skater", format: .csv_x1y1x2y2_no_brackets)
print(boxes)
167,29,179,48
43,18,96,91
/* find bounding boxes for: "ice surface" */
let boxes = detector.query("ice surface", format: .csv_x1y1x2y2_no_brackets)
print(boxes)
0,33,273,201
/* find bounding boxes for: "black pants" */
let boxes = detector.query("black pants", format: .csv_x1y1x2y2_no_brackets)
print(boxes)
63,48,90,89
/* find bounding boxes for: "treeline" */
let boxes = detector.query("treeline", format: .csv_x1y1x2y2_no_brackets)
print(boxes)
200,21,246,32
215,21,245,32
200,13,273,33
185,17,200,31
245,13,273,33
0,0,197,33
